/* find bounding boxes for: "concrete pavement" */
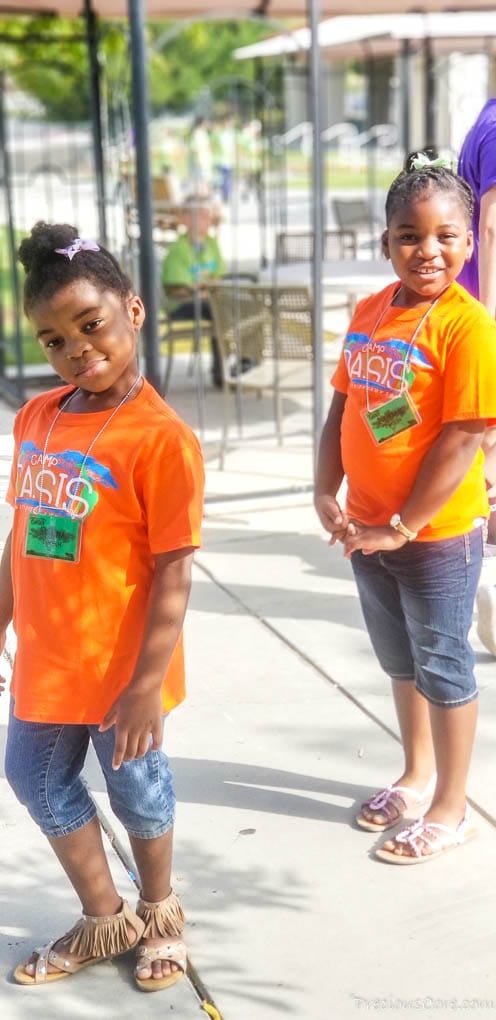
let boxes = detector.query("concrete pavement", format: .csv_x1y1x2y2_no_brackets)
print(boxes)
1,366,496,1020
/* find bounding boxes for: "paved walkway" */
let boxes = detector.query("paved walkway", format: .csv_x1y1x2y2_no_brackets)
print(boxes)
1,366,496,1019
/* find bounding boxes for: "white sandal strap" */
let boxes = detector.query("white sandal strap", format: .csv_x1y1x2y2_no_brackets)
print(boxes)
367,775,436,812
33,940,56,982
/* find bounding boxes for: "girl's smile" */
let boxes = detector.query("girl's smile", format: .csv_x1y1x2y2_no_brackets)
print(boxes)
74,358,107,380
383,193,473,308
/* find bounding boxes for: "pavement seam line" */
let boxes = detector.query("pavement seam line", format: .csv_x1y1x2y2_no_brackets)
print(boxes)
194,556,400,738
194,557,496,830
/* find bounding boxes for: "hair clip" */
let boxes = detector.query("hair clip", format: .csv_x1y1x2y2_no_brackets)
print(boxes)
54,237,100,261
410,152,452,172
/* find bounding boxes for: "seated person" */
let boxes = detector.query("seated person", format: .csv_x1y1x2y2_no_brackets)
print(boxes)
162,198,224,387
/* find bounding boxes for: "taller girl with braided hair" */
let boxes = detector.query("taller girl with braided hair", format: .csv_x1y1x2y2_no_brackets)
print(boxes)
0,221,204,988
315,155,496,864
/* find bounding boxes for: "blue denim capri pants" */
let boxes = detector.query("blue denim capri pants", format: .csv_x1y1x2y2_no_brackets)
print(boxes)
350,528,483,707
5,700,176,839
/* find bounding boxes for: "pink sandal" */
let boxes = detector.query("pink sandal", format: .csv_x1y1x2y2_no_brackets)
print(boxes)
13,900,145,985
356,776,436,832
375,807,477,865
135,890,187,993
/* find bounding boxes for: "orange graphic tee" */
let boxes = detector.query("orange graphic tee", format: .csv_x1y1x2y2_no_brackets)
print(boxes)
7,380,204,723
331,281,496,541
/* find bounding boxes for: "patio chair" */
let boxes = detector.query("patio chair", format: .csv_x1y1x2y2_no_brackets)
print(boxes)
159,287,212,394
208,281,313,468
331,198,383,256
159,273,259,393
123,174,180,241
274,229,356,321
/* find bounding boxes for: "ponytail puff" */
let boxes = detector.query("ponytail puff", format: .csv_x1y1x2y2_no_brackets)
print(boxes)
17,221,133,314
17,222,79,275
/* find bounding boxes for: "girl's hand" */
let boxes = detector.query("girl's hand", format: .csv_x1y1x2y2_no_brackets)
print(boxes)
0,630,11,695
314,493,353,542
99,687,163,770
343,524,408,558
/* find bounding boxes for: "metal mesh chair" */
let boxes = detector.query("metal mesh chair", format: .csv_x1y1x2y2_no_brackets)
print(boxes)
208,281,313,467
274,228,356,263
159,274,258,393
159,287,212,393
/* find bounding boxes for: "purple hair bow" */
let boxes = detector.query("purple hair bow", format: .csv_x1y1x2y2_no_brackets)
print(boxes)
54,237,100,261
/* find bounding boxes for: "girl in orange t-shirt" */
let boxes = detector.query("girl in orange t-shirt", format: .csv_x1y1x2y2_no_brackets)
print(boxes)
315,156,496,865
0,222,204,989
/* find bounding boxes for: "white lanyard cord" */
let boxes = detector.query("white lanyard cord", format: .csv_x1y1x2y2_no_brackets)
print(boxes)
36,374,142,517
365,289,446,412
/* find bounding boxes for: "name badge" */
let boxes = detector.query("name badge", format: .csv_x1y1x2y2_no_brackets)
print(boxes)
362,392,421,446
24,511,82,563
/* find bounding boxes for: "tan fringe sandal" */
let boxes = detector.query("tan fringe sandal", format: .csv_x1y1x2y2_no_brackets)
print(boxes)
135,889,187,992
13,899,145,985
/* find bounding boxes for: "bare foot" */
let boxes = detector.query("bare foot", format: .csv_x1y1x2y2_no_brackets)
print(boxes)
134,934,186,986
135,935,181,980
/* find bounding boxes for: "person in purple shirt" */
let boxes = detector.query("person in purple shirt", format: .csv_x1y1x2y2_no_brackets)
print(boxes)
458,100,496,655
458,99,496,314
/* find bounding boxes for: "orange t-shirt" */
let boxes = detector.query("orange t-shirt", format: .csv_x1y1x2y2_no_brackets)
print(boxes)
7,379,204,723
331,281,496,541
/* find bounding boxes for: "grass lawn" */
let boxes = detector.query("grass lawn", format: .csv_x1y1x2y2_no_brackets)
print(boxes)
278,152,399,192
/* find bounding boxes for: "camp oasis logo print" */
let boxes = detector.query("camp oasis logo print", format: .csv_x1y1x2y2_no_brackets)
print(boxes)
15,441,117,519
344,331,434,394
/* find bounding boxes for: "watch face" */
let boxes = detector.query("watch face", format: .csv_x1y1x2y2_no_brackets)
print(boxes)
390,514,400,527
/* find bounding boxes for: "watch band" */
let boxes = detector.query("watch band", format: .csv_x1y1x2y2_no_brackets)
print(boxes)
389,514,417,541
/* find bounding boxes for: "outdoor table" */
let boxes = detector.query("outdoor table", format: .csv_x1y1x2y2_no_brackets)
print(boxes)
260,259,396,310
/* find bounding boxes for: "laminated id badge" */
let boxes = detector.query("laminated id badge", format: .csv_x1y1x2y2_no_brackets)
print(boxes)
362,391,421,446
24,511,82,563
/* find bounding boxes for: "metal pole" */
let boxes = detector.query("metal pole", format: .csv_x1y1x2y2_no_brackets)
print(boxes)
363,42,377,252
84,0,107,244
0,70,24,404
401,37,412,157
127,0,161,391
424,34,436,146
256,58,269,269
308,0,324,468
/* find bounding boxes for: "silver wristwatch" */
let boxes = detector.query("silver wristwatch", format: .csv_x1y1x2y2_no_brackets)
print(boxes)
389,514,417,541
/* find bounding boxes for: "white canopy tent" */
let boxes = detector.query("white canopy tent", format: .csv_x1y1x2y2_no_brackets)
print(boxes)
6,0,496,448
235,10,496,168
234,11,496,61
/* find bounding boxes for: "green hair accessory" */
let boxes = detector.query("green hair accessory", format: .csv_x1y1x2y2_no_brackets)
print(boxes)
410,152,452,171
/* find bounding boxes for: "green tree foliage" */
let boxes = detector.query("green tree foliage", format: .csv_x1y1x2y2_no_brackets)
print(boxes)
1,16,91,121
147,20,269,113
0,15,269,121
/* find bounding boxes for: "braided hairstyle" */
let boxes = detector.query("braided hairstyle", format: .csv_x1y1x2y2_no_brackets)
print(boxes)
18,222,133,315
385,150,474,226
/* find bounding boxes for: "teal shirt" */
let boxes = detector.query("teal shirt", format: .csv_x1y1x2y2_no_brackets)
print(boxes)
161,233,224,310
